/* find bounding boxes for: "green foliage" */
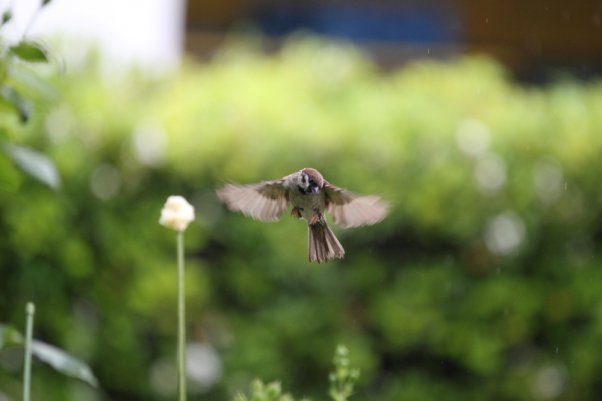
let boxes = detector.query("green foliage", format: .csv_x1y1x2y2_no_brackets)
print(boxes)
0,323,98,387
0,1,59,190
10,42,49,63
0,324,23,348
1,37,602,401
0,84,31,122
233,380,299,401
4,143,60,188
328,346,359,401
1,9,12,25
234,346,357,401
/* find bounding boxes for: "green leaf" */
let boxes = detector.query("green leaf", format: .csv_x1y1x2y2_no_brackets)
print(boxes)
10,42,48,63
0,324,97,387
8,62,58,100
0,152,22,192
30,341,98,387
42,0,53,6
0,324,24,349
2,9,12,25
3,144,61,189
0,85,31,123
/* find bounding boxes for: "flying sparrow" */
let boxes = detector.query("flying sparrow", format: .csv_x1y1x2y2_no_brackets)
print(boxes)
216,168,389,263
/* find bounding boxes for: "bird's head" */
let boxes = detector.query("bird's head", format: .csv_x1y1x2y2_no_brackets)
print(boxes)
298,168,324,194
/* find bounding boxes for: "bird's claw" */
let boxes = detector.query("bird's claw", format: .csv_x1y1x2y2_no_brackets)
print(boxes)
308,212,321,225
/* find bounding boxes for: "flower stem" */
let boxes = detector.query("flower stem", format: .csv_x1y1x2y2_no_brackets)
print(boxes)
23,302,35,401
177,231,186,401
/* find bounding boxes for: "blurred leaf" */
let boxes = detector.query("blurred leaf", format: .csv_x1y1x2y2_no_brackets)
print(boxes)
0,324,24,349
3,143,61,189
30,341,98,387
0,85,31,122
42,0,53,6
0,325,97,386
1,9,12,25
9,63,58,100
10,42,48,63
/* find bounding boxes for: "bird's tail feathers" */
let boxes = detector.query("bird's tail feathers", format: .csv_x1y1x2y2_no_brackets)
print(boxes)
308,221,345,263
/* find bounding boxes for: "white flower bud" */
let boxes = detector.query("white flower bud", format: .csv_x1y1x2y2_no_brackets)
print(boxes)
159,195,195,232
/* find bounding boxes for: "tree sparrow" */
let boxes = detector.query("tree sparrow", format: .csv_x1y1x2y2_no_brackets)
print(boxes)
216,168,389,263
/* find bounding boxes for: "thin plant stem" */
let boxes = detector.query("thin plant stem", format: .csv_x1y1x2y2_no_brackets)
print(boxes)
22,0,49,39
177,231,186,401
23,302,35,401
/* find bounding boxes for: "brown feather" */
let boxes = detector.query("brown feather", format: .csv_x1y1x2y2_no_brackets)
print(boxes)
216,180,289,221
302,168,325,188
324,183,389,228
308,219,345,263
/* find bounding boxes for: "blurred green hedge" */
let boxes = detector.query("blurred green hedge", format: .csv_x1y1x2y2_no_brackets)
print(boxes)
2,38,602,401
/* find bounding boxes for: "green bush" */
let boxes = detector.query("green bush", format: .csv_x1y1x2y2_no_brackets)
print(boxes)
1,37,602,400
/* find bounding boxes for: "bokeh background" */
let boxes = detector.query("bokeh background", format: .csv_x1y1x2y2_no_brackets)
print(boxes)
2,1,602,400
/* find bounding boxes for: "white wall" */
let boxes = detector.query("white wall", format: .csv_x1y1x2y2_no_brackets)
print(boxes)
3,0,186,73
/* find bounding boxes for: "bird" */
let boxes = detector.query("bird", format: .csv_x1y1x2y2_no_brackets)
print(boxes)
216,167,389,263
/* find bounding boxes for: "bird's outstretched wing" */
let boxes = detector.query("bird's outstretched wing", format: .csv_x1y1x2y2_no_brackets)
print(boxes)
324,183,389,228
216,179,289,221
